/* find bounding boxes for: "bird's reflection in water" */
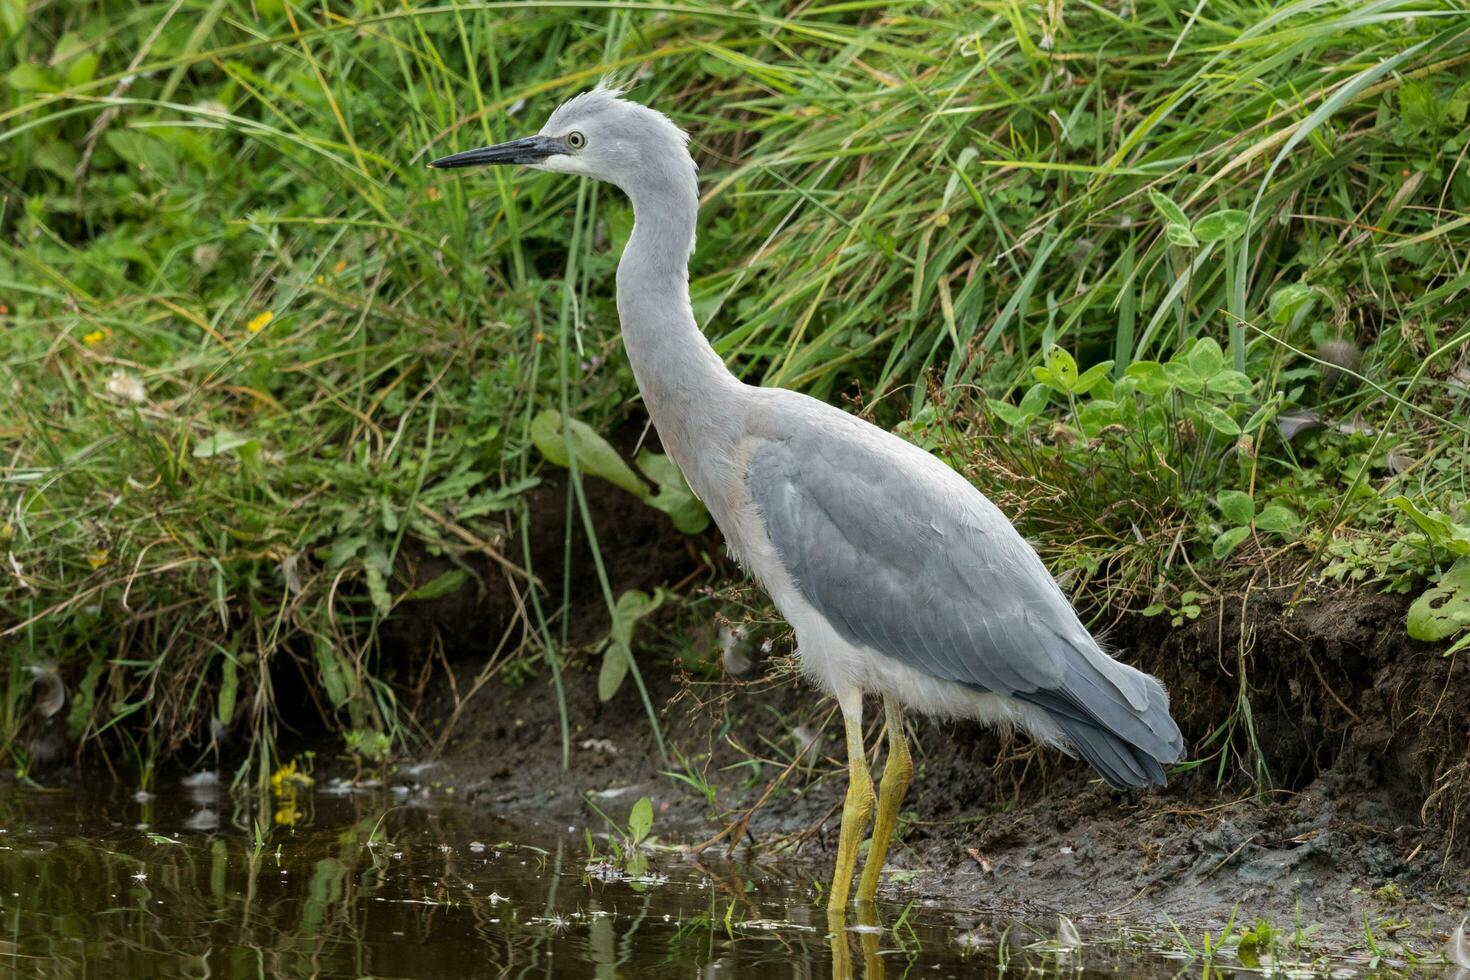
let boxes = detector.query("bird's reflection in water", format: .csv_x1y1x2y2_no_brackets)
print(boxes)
828,907,884,980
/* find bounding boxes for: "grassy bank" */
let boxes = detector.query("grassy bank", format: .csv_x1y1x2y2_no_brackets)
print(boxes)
3,0,1469,784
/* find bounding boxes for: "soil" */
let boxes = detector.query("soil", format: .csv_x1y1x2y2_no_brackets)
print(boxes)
370,473,1470,957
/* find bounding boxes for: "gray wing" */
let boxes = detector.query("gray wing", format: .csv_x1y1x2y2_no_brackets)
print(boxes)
747,413,1183,789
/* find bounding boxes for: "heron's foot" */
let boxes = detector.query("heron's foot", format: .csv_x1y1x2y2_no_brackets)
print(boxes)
856,696,912,904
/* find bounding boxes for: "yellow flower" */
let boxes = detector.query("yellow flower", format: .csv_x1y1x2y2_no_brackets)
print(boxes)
86,549,110,569
332,259,347,274
247,311,274,333
83,330,105,346
270,758,314,793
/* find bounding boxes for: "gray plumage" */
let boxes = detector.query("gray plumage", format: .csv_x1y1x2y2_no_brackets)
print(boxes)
748,414,1183,788
429,87,1184,792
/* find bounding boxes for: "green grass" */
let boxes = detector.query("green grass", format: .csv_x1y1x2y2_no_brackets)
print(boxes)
3,0,1469,782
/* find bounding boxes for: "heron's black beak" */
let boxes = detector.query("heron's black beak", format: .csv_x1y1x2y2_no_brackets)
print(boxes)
427,135,565,169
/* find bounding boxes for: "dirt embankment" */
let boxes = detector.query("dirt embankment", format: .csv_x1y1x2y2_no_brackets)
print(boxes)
379,471,1470,947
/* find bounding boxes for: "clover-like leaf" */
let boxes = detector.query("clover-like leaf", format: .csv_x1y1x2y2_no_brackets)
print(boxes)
1124,361,1171,396
1165,222,1200,248
1207,370,1254,396
1147,188,1189,227
1185,337,1227,378
1073,360,1115,395
1268,283,1314,326
1034,345,1079,393
1192,209,1249,244
1197,402,1241,436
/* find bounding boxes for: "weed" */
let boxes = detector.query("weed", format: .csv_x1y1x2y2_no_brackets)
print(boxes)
2,0,1468,786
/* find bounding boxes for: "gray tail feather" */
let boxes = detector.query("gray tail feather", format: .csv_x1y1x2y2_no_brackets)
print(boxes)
1048,713,1168,789
1018,663,1184,790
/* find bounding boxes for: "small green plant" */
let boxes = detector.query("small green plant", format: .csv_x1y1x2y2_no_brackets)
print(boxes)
585,796,656,879
1234,917,1281,969
1212,491,1300,560
530,410,709,533
1390,496,1470,653
598,589,668,701
1143,591,1203,628
344,729,392,766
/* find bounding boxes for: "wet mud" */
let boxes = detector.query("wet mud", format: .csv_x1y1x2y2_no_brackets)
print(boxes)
382,474,1470,959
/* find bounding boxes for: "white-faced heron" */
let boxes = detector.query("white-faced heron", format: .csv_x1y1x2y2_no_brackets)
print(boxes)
429,89,1184,912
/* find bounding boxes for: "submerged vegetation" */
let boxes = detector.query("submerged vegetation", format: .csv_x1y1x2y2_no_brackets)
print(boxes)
2,0,1469,786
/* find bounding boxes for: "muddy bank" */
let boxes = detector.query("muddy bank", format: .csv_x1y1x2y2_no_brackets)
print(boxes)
392,559,1470,955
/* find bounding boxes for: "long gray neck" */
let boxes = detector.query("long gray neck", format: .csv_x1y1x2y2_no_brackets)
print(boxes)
615,173,742,496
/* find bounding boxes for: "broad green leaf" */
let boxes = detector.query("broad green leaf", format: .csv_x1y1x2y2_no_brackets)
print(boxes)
403,569,469,601
1407,558,1470,642
1034,345,1078,392
636,450,709,533
1125,361,1171,396
530,409,647,498
193,430,255,458
7,62,55,93
1019,382,1051,415
628,796,653,844
1147,188,1189,227
1268,284,1313,325
1185,338,1226,378
0,0,25,41
315,638,351,708
598,644,630,704
1197,402,1241,436
104,130,176,175
1390,496,1470,557
599,589,666,701
1207,370,1254,396
1192,209,1248,243
987,399,1031,428
52,32,99,85
1449,80,1470,126
32,142,79,180
217,654,238,726
1073,360,1115,395
1165,222,1199,248
1217,490,1255,525
1253,505,1299,534
1213,525,1252,559
328,535,365,568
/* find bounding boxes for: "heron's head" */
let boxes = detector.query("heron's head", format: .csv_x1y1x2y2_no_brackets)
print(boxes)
427,87,697,203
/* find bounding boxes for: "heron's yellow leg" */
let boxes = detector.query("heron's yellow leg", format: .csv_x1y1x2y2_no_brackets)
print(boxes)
826,693,874,912
856,696,912,903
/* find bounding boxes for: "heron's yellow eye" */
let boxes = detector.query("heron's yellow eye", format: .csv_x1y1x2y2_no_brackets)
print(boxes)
566,131,586,150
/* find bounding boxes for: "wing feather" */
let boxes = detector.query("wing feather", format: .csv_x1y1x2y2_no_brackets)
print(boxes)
747,409,1183,788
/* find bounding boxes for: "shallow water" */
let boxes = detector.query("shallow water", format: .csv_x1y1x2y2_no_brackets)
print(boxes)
0,776,1378,977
